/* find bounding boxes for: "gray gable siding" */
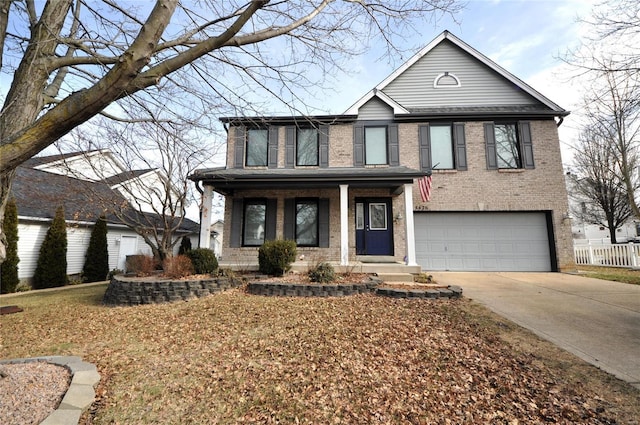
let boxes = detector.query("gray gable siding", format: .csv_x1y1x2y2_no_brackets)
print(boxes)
358,97,394,120
382,40,540,109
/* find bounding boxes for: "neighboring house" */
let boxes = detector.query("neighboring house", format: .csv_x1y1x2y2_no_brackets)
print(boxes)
565,172,640,243
190,31,574,272
11,151,200,282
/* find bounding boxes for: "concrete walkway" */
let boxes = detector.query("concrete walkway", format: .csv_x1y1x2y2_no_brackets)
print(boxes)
430,272,640,389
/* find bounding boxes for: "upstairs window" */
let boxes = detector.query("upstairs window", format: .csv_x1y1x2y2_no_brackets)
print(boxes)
494,123,521,169
297,128,319,166
365,126,387,165
484,122,534,170
430,125,454,169
246,129,268,166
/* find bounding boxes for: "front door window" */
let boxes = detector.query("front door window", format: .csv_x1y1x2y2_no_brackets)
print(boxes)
369,203,387,230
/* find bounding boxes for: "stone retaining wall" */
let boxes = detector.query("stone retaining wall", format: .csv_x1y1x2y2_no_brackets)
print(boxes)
103,275,242,306
247,281,463,299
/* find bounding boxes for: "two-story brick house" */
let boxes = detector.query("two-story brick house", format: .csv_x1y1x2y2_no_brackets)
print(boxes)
190,31,574,272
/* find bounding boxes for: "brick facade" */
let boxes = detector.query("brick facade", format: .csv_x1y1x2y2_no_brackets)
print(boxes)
220,119,574,270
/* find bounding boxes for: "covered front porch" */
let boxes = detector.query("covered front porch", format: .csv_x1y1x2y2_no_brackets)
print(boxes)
189,166,428,274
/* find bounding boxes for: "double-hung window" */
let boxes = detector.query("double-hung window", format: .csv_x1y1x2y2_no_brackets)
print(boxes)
485,121,534,170
365,127,387,165
297,128,319,166
246,129,268,166
295,199,319,246
242,200,267,246
430,125,454,169
494,123,521,169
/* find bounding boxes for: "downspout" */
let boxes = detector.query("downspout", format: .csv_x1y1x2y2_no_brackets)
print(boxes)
556,116,564,127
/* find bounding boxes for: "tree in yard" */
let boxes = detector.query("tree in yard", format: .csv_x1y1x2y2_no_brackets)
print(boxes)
83,215,109,282
567,0,640,218
567,126,634,243
0,197,19,293
32,206,68,289
0,0,463,263
56,116,211,261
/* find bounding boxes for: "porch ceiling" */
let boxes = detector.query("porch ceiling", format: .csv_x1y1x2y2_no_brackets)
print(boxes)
189,166,427,195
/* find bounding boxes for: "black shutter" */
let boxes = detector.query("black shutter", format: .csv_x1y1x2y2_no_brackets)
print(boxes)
318,198,330,248
230,198,243,247
388,124,399,166
283,198,295,240
319,125,330,168
519,121,535,169
418,124,431,171
453,123,467,171
285,126,295,168
353,123,364,167
265,199,277,241
234,126,246,169
268,127,279,168
484,123,498,170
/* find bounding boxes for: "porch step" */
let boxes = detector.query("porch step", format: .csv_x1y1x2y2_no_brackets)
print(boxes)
375,273,416,283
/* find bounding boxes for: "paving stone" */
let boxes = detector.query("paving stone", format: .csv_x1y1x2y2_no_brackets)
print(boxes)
39,408,82,425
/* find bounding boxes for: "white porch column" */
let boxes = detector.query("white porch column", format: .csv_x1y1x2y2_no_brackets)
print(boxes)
199,185,213,249
340,184,349,266
404,183,418,266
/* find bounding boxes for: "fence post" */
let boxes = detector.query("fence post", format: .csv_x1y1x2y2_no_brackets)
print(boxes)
631,242,638,268
588,241,595,265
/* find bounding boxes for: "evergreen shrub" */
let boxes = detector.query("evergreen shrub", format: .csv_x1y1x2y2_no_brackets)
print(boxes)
309,262,336,283
32,206,68,289
178,236,192,255
82,215,109,282
258,239,297,276
186,248,218,274
1,198,20,293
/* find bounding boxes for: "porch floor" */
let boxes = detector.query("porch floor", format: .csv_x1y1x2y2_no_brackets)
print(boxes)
218,260,421,275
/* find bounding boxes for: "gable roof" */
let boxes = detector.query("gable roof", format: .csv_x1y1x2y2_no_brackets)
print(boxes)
12,156,197,233
344,30,568,117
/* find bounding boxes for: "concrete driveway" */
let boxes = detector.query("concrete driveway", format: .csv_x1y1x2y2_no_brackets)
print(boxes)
430,272,640,389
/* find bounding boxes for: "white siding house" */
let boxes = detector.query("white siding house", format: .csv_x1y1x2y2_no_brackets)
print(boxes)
12,151,200,283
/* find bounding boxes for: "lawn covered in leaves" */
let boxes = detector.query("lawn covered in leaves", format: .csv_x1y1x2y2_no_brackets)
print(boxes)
1,284,639,424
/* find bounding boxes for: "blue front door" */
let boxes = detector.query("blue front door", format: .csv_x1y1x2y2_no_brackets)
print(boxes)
355,198,394,256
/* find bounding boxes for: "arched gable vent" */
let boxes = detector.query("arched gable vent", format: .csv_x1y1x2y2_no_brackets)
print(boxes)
433,72,461,88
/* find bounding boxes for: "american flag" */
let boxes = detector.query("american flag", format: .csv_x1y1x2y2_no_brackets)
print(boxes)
419,175,432,202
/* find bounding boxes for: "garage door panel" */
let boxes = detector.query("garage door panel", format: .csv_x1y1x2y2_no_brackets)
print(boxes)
415,212,551,272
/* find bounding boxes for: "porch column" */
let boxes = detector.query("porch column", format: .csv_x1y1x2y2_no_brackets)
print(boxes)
340,184,349,265
404,183,418,266
199,185,213,249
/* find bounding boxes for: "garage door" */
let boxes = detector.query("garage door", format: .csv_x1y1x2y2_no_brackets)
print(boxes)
415,212,552,271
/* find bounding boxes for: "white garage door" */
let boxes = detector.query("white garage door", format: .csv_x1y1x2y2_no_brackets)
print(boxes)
415,212,552,271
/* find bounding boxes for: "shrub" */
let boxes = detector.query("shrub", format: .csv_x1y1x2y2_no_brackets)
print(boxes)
1,198,19,293
178,236,192,255
308,262,336,283
258,239,297,276
186,248,218,274
82,215,109,282
32,206,68,289
163,255,194,278
108,269,124,280
126,255,157,276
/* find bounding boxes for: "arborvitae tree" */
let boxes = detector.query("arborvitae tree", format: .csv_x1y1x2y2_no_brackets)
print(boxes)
32,206,68,289
178,236,192,255
82,215,109,282
1,198,19,293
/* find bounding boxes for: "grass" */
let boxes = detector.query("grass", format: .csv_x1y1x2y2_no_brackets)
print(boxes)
1,284,639,424
576,265,640,285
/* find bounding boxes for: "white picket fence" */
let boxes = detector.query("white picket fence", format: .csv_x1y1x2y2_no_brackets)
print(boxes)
574,240,640,267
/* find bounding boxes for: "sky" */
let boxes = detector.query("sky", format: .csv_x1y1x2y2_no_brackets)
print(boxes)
316,0,601,166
